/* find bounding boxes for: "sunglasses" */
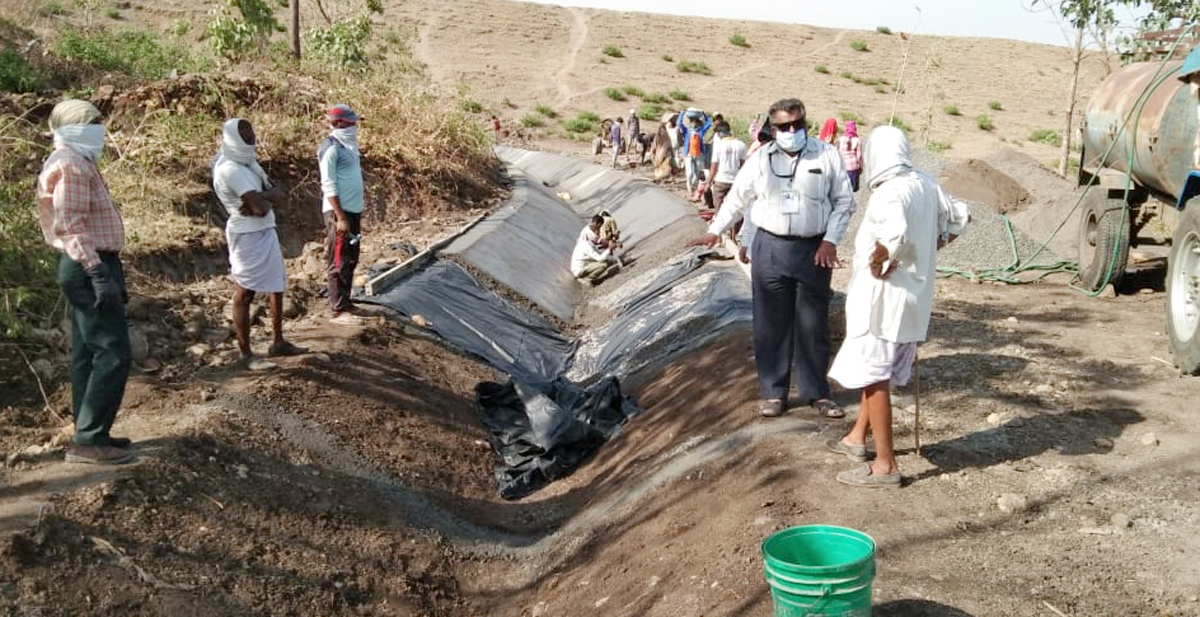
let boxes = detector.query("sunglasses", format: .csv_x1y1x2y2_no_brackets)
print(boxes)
772,119,805,133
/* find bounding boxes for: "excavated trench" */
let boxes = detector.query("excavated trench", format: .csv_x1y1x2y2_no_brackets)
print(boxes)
237,148,822,598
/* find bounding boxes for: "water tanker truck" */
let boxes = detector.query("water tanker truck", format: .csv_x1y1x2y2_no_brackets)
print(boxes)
1078,41,1200,373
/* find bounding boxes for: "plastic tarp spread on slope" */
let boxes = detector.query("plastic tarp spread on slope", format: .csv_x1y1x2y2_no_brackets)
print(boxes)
367,260,574,384
366,149,752,499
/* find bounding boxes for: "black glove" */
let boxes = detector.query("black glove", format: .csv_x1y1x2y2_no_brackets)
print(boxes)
84,262,123,312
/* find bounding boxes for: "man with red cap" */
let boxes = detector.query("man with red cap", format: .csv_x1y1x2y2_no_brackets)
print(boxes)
318,103,366,324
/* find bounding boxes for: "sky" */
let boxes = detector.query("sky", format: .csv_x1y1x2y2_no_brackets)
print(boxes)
516,0,1149,47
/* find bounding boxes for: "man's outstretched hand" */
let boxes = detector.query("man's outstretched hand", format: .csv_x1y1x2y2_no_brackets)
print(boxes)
685,233,720,249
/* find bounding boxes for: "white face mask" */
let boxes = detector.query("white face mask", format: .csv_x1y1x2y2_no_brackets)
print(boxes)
54,124,106,162
330,126,359,153
774,128,807,153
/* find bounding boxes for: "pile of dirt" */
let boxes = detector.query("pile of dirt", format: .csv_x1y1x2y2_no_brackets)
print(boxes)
940,157,1033,214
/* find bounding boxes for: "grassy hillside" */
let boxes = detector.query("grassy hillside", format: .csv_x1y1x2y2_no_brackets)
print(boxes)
0,2,502,402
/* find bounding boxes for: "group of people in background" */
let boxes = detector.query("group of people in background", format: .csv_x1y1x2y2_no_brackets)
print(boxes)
35,99,368,466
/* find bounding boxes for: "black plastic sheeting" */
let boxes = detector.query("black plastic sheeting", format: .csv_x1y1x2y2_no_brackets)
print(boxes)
476,377,638,500
366,261,575,384
366,255,749,500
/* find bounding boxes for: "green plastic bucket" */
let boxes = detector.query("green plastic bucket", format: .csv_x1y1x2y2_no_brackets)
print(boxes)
762,525,876,617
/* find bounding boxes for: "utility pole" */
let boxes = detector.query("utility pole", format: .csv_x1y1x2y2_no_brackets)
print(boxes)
291,0,300,59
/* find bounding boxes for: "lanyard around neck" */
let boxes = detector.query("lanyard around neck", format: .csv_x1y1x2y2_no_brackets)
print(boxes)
768,150,802,181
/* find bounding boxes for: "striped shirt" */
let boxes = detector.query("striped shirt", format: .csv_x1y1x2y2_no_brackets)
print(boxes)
37,147,124,269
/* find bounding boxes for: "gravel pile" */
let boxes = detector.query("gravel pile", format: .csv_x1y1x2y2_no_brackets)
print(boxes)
840,147,1068,277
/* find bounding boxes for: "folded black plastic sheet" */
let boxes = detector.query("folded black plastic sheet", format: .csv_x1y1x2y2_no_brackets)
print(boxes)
475,377,639,500
366,260,575,384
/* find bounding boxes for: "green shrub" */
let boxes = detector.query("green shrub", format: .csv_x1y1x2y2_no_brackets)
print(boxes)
850,40,868,52
169,19,190,36
661,54,673,62
577,110,600,122
943,105,961,116
0,48,42,92
106,8,120,19
927,140,952,153
839,70,854,80
887,116,912,132
54,28,208,80
668,89,690,101
642,92,669,104
305,6,381,70
35,1,65,17
729,32,748,47
521,113,545,128
977,114,994,130
533,103,557,118
637,102,664,120
561,117,596,133
815,65,829,74
0,119,56,339
622,85,645,98
675,60,712,75
876,26,892,34
459,97,483,113
602,44,623,58
874,85,887,94
604,87,626,101
838,110,863,123
206,0,286,60
1029,128,1060,144
987,100,1003,110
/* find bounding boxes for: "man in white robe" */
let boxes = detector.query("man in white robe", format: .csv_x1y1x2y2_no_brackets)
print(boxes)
826,125,969,487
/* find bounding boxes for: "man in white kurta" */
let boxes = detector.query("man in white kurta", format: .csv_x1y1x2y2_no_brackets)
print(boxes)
826,125,969,488
212,118,307,366
571,215,618,284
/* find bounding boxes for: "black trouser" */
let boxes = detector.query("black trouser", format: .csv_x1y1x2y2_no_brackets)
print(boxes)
58,252,130,446
750,231,833,402
325,211,361,313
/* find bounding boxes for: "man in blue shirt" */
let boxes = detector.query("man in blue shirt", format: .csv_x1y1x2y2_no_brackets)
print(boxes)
318,104,365,325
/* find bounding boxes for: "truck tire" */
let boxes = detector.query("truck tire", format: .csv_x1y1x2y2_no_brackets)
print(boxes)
592,137,604,155
1167,198,1200,374
1076,194,1129,291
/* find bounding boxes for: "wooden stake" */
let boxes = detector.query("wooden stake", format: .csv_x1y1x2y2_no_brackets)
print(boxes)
914,350,921,457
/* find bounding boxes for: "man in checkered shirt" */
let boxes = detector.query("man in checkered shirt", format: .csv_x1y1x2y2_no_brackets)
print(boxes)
36,99,134,466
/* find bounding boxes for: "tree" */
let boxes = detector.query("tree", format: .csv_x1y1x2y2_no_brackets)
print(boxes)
1031,1,1132,177
291,0,300,59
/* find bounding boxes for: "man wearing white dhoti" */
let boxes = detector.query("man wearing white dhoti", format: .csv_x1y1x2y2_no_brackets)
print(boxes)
212,118,307,366
825,125,969,488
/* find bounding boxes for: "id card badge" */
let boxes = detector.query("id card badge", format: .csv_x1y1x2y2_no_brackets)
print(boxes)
781,189,802,214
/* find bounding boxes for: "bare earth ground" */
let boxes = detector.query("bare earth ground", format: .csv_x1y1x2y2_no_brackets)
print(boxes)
4,1,1200,616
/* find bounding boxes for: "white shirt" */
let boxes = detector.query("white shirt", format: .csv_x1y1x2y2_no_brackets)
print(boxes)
570,226,611,276
213,159,276,234
707,140,856,243
844,171,969,343
712,136,748,184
